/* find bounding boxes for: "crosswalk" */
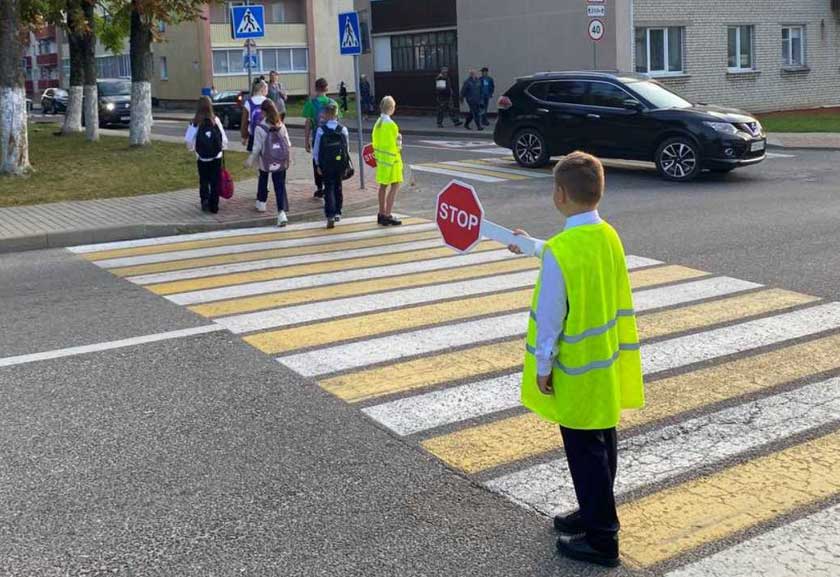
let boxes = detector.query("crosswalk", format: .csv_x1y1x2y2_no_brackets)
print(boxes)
69,215,840,574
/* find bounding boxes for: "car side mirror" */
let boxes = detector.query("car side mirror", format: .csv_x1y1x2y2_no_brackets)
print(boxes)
624,99,643,112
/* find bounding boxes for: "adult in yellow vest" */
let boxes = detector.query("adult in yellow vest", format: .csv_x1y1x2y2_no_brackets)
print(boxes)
509,151,644,568
371,96,403,226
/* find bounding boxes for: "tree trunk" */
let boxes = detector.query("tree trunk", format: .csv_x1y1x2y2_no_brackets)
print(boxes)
0,0,30,175
62,0,84,134
82,0,98,141
129,2,153,146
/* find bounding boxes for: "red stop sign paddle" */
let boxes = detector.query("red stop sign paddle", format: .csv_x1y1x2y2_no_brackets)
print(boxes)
363,143,376,168
436,180,485,252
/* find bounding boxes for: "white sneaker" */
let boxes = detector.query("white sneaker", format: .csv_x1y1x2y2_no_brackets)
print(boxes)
255,200,267,213
277,211,288,227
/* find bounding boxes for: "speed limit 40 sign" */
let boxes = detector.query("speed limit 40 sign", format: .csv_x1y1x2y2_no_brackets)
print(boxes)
588,19,605,42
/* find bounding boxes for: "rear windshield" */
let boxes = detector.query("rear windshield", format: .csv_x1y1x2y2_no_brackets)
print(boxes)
626,80,692,109
98,81,131,96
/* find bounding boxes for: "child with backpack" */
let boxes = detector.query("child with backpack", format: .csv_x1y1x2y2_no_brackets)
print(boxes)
184,95,228,214
241,79,268,152
245,99,292,227
312,102,351,229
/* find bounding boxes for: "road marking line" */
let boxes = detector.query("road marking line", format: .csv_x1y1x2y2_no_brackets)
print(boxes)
410,164,506,183
189,258,538,318
111,230,443,277
67,215,384,254
422,326,840,474
169,249,515,306
469,147,516,156
422,162,531,180
617,429,840,568
633,276,760,311
487,376,840,517
0,325,225,368
359,289,824,435
663,503,840,577
127,238,446,285
94,222,439,269
82,218,426,261
443,161,552,178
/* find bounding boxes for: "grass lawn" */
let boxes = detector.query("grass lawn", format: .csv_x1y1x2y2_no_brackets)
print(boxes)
0,123,250,208
757,108,840,133
286,95,358,119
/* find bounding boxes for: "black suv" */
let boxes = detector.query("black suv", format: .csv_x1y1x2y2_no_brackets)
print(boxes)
494,72,766,181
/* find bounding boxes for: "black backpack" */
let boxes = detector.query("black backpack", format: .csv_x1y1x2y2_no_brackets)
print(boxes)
195,119,223,160
318,124,350,177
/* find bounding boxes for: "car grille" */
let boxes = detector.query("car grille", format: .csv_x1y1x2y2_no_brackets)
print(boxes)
737,122,761,137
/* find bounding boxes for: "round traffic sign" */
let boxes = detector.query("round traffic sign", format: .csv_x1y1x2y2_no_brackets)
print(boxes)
588,19,605,42
436,180,485,253
363,143,376,168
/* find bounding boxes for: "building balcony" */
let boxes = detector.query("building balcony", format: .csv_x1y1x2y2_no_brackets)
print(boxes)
210,23,307,48
34,25,57,40
36,53,58,67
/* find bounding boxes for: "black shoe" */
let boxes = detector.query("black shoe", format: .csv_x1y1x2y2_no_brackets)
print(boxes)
553,510,585,535
556,535,619,568
476,126,484,131
386,215,402,226
313,189,325,199
377,213,389,226
200,201,209,212
209,205,219,214
326,218,335,229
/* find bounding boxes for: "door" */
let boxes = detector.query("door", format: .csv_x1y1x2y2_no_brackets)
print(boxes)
582,81,656,159
528,80,591,155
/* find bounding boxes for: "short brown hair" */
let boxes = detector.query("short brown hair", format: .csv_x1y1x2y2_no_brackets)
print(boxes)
553,151,604,205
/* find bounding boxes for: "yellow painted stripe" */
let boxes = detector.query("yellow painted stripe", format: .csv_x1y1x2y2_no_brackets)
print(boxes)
422,162,530,181
189,258,538,318
110,230,442,277
247,288,534,354
147,242,501,296
473,158,552,173
629,265,707,288
422,328,840,474
83,218,426,261
620,430,840,568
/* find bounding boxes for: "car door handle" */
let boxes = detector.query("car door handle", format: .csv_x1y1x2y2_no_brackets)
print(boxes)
586,113,601,119
537,108,549,113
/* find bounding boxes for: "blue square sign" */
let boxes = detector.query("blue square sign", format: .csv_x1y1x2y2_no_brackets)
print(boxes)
230,5,265,40
338,11,362,56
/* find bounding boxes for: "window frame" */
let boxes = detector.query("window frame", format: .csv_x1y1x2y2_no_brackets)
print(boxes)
387,29,457,73
211,47,308,76
727,25,756,72
781,25,806,67
635,26,684,77
159,56,168,80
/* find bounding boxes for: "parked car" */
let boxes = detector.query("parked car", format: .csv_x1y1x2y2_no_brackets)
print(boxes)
41,88,68,114
212,90,248,129
494,71,766,182
95,79,132,127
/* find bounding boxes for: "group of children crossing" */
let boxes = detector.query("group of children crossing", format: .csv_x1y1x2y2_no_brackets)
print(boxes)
184,77,404,230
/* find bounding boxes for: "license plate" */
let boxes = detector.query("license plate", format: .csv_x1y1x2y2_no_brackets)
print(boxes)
120,116,130,122
751,140,765,152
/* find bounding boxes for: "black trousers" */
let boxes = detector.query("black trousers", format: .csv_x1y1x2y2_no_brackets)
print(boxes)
312,158,323,191
436,97,460,126
197,158,221,210
322,175,343,219
560,426,619,548
464,101,482,128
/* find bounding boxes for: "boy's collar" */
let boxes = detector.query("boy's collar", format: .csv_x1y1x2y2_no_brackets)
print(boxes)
564,209,602,230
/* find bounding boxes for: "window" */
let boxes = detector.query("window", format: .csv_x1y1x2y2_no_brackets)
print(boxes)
782,26,805,66
213,50,230,74
586,82,630,108
530,81,587,105
389,30,457,72
270,1,285,23
291,48,307,71
96,54,130,78
635,27,683,75
728,25,755,71
212,47,308,75
159,56,168,80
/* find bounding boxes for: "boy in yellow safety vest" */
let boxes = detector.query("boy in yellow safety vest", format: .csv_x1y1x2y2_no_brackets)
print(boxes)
508,151,645,568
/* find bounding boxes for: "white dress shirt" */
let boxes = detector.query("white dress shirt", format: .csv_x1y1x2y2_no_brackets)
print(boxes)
184,116,229,161
530,210,603,376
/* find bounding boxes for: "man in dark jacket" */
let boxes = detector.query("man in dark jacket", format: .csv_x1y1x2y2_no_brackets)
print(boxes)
435,66,462,128
460,69,483,130
359,74,374,115
479,67,495,127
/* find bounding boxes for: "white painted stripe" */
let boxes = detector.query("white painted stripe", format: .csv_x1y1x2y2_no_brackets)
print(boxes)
220,270,538,334
444,161,552,178
410,165,506,183
166,249,516,306
68,214,388,253
279,312,528,377
0,325,225,368
633,276,760,311
643,302,840,374
625,255,663,269
127,238,446,285
487,376,840,517
362,373,522,436
94,222,439,269
469,147,515,156
665,503,840,577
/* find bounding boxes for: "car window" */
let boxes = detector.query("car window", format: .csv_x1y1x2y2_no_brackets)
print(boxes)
625,80,692,109
98,81,131,96
585,82,630,108
545,81,587,105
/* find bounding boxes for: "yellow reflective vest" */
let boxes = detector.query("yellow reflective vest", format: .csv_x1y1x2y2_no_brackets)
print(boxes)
522,222,644,429
372,116,403,185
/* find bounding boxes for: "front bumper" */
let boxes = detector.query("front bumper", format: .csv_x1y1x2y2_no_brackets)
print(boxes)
704,136,767,168
100,105,131,125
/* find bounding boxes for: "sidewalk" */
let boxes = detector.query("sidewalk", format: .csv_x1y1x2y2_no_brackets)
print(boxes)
0,145,381,253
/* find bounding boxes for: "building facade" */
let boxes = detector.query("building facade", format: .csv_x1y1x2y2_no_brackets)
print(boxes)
24,25,62,102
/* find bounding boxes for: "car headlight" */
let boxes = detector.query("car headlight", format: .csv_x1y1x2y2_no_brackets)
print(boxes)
753,119,763,134
703,121,739,135
105,102,115,111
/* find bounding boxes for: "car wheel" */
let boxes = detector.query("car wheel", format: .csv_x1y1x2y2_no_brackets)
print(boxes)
655,137,701,182
45,102,52,114
512,128,550,168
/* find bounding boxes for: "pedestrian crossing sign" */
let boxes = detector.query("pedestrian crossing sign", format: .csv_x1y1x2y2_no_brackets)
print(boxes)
230,5,265,40
338,11,362,55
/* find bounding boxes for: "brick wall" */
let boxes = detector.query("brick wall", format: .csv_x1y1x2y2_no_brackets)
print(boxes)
633,1,840,112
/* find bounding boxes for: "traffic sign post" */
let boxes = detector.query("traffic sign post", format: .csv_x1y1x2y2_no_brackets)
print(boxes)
338,11,365,189
231,3,265,98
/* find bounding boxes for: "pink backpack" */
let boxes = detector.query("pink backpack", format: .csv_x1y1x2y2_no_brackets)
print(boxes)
259,124,290,172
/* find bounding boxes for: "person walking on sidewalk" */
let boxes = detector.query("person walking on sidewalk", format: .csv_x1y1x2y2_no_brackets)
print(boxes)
339,81,349,113
372,96,403,227
241,79,268,152
461,69,483,131
313,103,350,229
267,70,287,118
479,67,495,127
184,95,228,214
304,78,340,199
246,100,292,227
359,74,374,115
435,66,462,128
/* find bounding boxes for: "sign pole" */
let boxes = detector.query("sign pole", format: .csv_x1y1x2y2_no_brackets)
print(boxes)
245,0,252,91
354,55,365,189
